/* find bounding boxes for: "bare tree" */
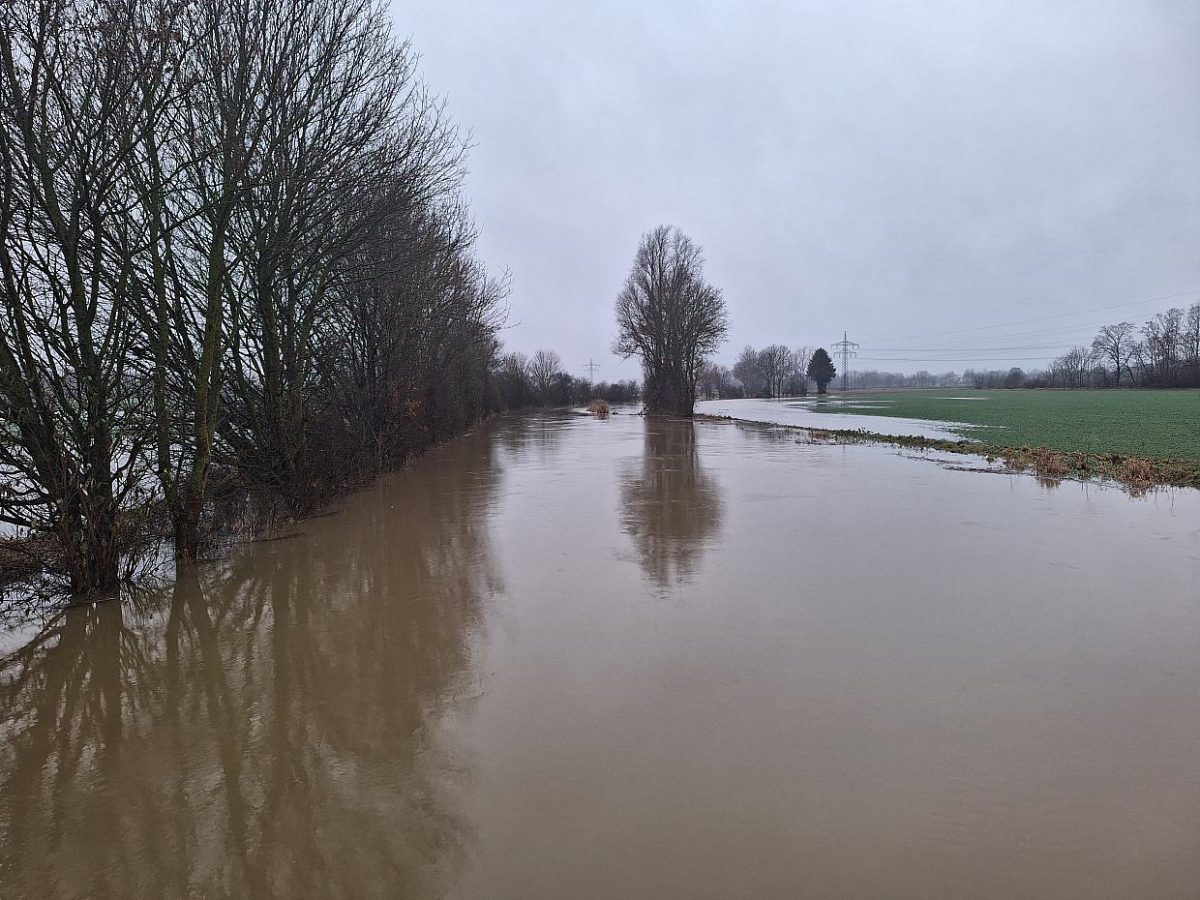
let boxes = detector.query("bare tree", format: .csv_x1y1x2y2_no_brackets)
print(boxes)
135,0,287,560
732,346,764,398
792,346,813,396
757,344,794,398
613,226,728,416
1091,322,1136,387
1186,302,1200,383
1142,308,1185,386
528,350,562,403
1050,346,1094,388
0,0,161,594
696,361,736,399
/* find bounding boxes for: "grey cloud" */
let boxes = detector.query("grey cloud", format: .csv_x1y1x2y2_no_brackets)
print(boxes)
398,0,1200,375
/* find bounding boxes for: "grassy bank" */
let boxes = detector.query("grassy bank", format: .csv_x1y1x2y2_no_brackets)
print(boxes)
696,413,1200,493
807,389,1200,459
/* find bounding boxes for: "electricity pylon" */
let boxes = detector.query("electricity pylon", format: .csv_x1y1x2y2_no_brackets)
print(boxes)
831,332,859,392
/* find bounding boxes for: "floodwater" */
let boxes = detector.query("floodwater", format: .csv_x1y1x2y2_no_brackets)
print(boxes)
2,412,1199,898
696,397,981,440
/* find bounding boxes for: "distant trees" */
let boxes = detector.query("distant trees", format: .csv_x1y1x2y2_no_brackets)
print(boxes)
853,369,960,389
1091,323,1136,387
529,350,563,402
613,226,728,416
791,346,814,396
0,0,507,595
949,302,1200,390
491,354,640,409
1186,305,1200,384
807,349,837,394
757,345,794,399
696,362,737,400
588,379,643,405
1140,308,1185,386
725,299,1200,396
1047,348,1093,389
494,353,533,408
1058,303,1200,388
726,344,811,399
733,347,764,398
711,300,1200,397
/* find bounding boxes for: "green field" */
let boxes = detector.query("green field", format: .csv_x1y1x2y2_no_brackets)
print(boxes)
815,390,1200,459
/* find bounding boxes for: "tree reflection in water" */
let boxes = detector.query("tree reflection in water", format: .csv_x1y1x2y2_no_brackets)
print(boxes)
0,432,502,898
620,418,725,590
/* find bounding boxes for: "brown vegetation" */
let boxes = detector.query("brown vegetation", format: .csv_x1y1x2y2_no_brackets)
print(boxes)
588,399,611,417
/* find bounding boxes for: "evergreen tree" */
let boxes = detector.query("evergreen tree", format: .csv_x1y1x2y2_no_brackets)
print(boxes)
807,348,837,394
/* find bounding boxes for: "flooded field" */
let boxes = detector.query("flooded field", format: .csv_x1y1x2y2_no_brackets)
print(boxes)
696,397,979,440
2,411,1199,898
698,391,1200,460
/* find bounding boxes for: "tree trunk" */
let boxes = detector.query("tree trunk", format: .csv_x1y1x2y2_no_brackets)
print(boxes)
174,486,205,564
644,378,695,417
57,502,120,598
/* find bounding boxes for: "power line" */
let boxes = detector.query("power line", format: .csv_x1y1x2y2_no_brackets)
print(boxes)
859,313,1177,353
857,356,1058,363
583,358,600,380
865,288,1198,344
864,343,1070,352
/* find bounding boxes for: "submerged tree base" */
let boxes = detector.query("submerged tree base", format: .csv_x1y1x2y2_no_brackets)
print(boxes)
695,414,1200,494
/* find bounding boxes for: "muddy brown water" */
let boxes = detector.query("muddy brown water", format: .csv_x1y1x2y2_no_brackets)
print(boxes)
2,412,1199,898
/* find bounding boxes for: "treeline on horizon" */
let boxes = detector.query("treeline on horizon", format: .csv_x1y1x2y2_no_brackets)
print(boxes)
494,350,640,409
0,0,596,598
698,302,1200,397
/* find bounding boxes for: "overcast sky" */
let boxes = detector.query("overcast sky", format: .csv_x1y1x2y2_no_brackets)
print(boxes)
396,0,1200,378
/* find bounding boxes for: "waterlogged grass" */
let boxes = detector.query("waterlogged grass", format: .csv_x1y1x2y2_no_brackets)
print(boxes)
811,389,1200,460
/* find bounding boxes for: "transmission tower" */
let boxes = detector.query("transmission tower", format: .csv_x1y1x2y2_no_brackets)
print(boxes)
583,358,601,380
831,331,859,391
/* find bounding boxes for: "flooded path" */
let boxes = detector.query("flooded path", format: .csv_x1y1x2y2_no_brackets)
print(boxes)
2,412,1199,898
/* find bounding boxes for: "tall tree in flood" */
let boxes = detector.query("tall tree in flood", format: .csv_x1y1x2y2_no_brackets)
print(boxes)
613,226,728,416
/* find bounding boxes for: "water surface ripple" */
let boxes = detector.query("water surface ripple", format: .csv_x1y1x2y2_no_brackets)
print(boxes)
2,411,1198,898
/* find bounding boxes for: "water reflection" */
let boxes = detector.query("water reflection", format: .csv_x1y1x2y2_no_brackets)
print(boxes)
492,409,568,459
620,418,725,589
6,412,1197,897
0,432,501,898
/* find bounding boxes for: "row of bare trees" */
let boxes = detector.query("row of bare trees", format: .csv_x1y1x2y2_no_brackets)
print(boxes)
493,350,641,409
1006,302,1200,389
723,345,817,398
702,301,1200,397
0,0,506,596
1082,304,1200,387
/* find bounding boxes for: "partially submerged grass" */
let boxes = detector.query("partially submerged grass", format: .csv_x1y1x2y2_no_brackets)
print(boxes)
696,413,1200,494
797,389,1200,460
588,398,611,417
